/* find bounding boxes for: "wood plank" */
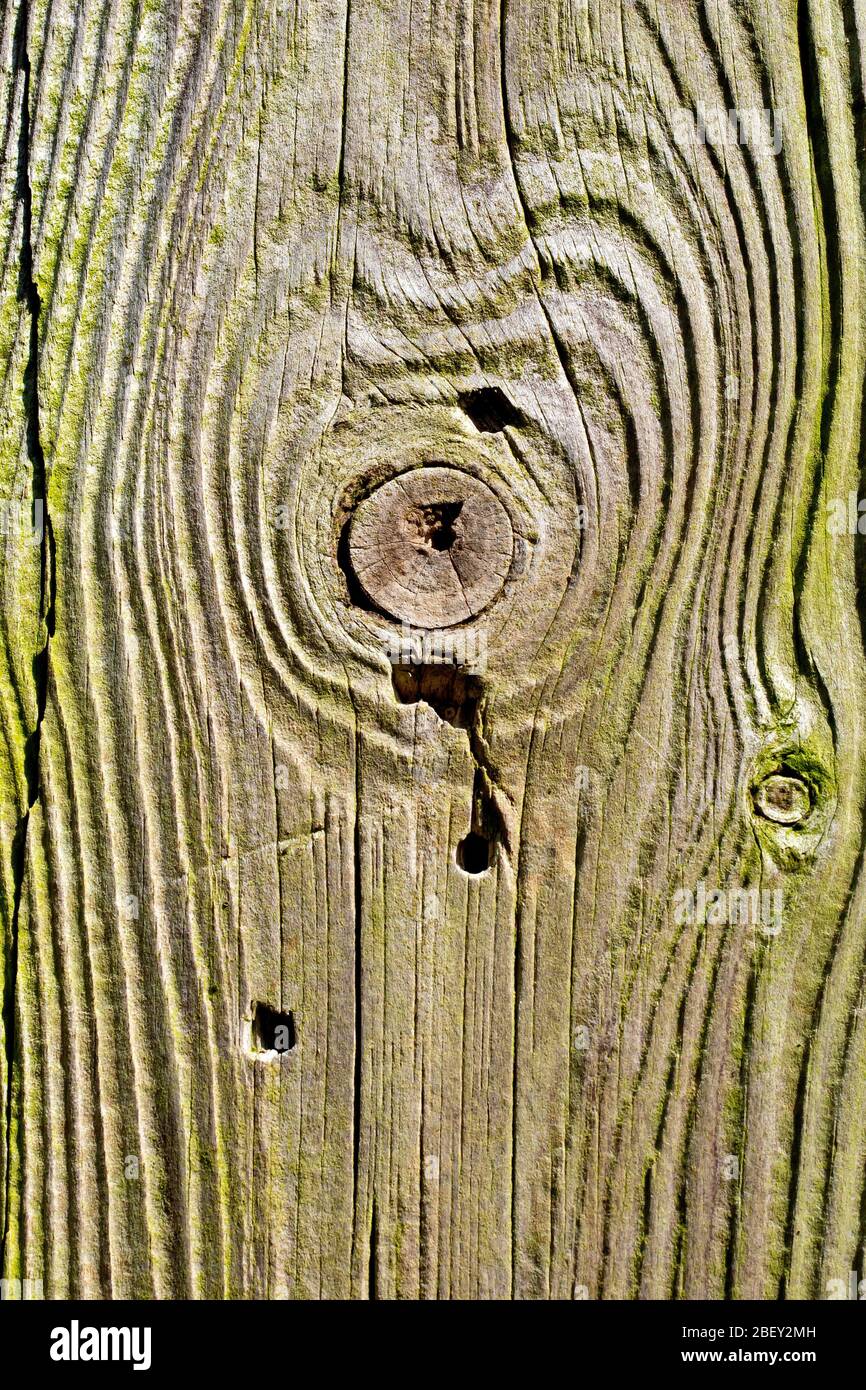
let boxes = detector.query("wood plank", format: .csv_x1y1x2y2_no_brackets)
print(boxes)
1,0,865,1299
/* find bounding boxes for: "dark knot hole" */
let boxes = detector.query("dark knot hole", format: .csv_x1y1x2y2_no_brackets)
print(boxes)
251,1001,296,1056
407,500,463,552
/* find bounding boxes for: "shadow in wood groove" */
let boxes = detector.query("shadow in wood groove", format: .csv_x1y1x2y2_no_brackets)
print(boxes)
458,387,524,433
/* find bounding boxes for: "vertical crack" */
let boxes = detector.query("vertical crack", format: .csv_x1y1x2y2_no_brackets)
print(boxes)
350,716,364,1288
2,0,54,1269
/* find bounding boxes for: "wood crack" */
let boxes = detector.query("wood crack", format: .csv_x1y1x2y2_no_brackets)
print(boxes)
2,0,55,1275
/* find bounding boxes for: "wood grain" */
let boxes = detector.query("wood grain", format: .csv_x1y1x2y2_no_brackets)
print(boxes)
1,0,866,1299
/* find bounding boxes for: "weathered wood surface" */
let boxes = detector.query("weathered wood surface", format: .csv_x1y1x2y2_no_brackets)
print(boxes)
1,0,866,1300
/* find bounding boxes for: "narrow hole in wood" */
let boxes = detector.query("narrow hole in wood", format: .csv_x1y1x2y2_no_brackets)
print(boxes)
456,831,491,874
458,386,523,433
456,768,501,874
250,1002,296,1058
392,665,506,871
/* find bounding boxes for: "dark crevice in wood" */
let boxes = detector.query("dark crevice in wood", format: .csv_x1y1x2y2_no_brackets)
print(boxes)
456,768,502,874
497,2,529,1291
368,1200,378,1299
418,1052,432,1296
3,0,54,1272
466,719,511,858
783,0,840,745
392,665,507,869
622,395,642,523
458,386,523,433
391,664,481,728
250,1002,296,1055
351,728,364,1281
337,512,376,612
456,830,490,874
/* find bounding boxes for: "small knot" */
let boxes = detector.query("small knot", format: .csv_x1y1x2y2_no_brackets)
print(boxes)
752,773,812,825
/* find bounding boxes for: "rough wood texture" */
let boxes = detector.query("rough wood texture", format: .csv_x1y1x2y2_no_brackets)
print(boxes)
1,0,866,1300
